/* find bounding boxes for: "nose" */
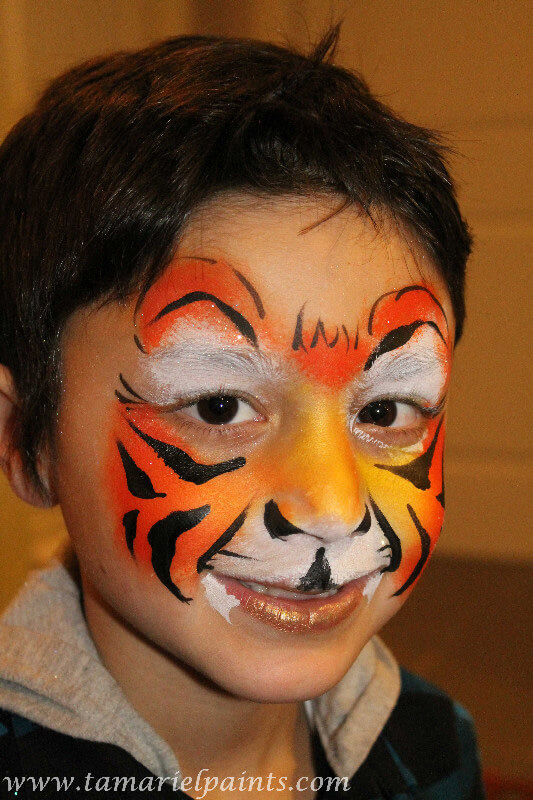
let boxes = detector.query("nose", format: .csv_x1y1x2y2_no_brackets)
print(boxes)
273,394,364,539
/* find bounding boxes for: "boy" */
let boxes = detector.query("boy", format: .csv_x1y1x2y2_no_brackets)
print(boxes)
0,27,483,799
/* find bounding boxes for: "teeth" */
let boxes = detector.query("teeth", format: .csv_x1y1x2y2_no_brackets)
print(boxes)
240,580,339,599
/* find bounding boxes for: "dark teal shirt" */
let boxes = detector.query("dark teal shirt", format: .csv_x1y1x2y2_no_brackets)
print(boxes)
0,669,485,799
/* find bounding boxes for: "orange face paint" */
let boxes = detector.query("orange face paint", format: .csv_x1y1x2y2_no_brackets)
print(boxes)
106,256,452,612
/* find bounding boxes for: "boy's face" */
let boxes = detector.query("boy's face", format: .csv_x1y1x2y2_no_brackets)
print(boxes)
55,195,453,701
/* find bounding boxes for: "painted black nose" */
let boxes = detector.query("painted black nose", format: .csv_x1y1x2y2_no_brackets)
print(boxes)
264,499,372,540
264,500,303,540
297,547,333,592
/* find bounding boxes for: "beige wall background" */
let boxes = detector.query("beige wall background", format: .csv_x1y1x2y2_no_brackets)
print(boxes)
0,0,531,609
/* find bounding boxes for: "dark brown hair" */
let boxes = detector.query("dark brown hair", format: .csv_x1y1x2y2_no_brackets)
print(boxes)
0,26,471,494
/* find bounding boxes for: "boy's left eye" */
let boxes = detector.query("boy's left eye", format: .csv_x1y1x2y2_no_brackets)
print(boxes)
181,395,259,425
356,400,419,428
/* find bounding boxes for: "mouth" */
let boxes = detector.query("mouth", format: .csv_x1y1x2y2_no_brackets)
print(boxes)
239,580,340,599
212,572,379,633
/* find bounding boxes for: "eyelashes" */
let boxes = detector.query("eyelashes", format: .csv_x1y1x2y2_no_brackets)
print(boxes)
115,370,268,440
156,387,267,442
348,396,446,452
356,399,420,429
116,368,446,453
180,395,261,426
351,392,446,423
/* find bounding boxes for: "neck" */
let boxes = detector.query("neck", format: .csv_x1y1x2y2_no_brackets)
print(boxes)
82,577,313,791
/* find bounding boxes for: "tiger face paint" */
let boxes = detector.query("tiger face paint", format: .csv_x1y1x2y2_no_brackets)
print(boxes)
108,205,451,620
56,195,454,702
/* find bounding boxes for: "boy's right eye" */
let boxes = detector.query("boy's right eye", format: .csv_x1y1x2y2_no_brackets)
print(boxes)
181,395,260,426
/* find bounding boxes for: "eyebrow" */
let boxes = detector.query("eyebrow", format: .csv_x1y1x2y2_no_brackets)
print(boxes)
149,291,258,347
367,284,449,336
149,339,286,383
362,347,446,380
355,335,450,403
364,320,446,371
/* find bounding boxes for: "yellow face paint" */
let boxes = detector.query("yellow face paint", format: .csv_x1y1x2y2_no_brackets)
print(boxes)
108,253,451,611
56,196,455,704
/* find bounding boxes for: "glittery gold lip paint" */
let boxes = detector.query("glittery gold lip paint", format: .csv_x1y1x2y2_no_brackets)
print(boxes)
214,573,378,633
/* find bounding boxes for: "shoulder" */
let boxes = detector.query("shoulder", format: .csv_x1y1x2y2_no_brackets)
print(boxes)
388,670,483,789
0,709,181,798
355,669,485,800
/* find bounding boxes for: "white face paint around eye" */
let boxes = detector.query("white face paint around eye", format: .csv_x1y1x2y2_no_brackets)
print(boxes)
58,194,455,706
123,311,450,630
355,325,450,409
138,322,286,407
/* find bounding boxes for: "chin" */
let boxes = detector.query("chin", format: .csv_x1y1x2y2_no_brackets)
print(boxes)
84,557,403,706
174,587,390,704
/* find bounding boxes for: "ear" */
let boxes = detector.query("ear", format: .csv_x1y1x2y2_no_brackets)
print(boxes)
0,365,55,508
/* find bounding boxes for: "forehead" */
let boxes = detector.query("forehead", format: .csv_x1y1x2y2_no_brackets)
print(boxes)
62,194,454,385
139,194,454,342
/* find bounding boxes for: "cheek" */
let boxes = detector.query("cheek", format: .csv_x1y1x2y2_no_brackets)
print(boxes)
359,422,445,596
105,407,262,598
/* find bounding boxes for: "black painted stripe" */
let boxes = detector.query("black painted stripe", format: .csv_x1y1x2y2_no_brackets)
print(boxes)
435,443,445,507
233,269,266,319
310,320,340,349
197,509,247,573
310,320,326,349
115,390,141,405
342,325,350,352
354,505,371,534
395,285,449,329
127,419,246,485
148,505,211,603
117,441,166,499
367,284,449,336
119,373,146,401
392,505,431,596
375,418,443,492
369,497,402,573
328,327,339,348
149,291,257,347
122,509,140,557
218,549,253,560
364,320,446,371
134,335,147,354
264,500,303,540
292,305,307,352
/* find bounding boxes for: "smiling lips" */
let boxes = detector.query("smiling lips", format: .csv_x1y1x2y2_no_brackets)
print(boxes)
213,572,378,633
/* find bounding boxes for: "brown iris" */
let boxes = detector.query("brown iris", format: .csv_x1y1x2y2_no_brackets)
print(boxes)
358,400,398,427
196,395,240,425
